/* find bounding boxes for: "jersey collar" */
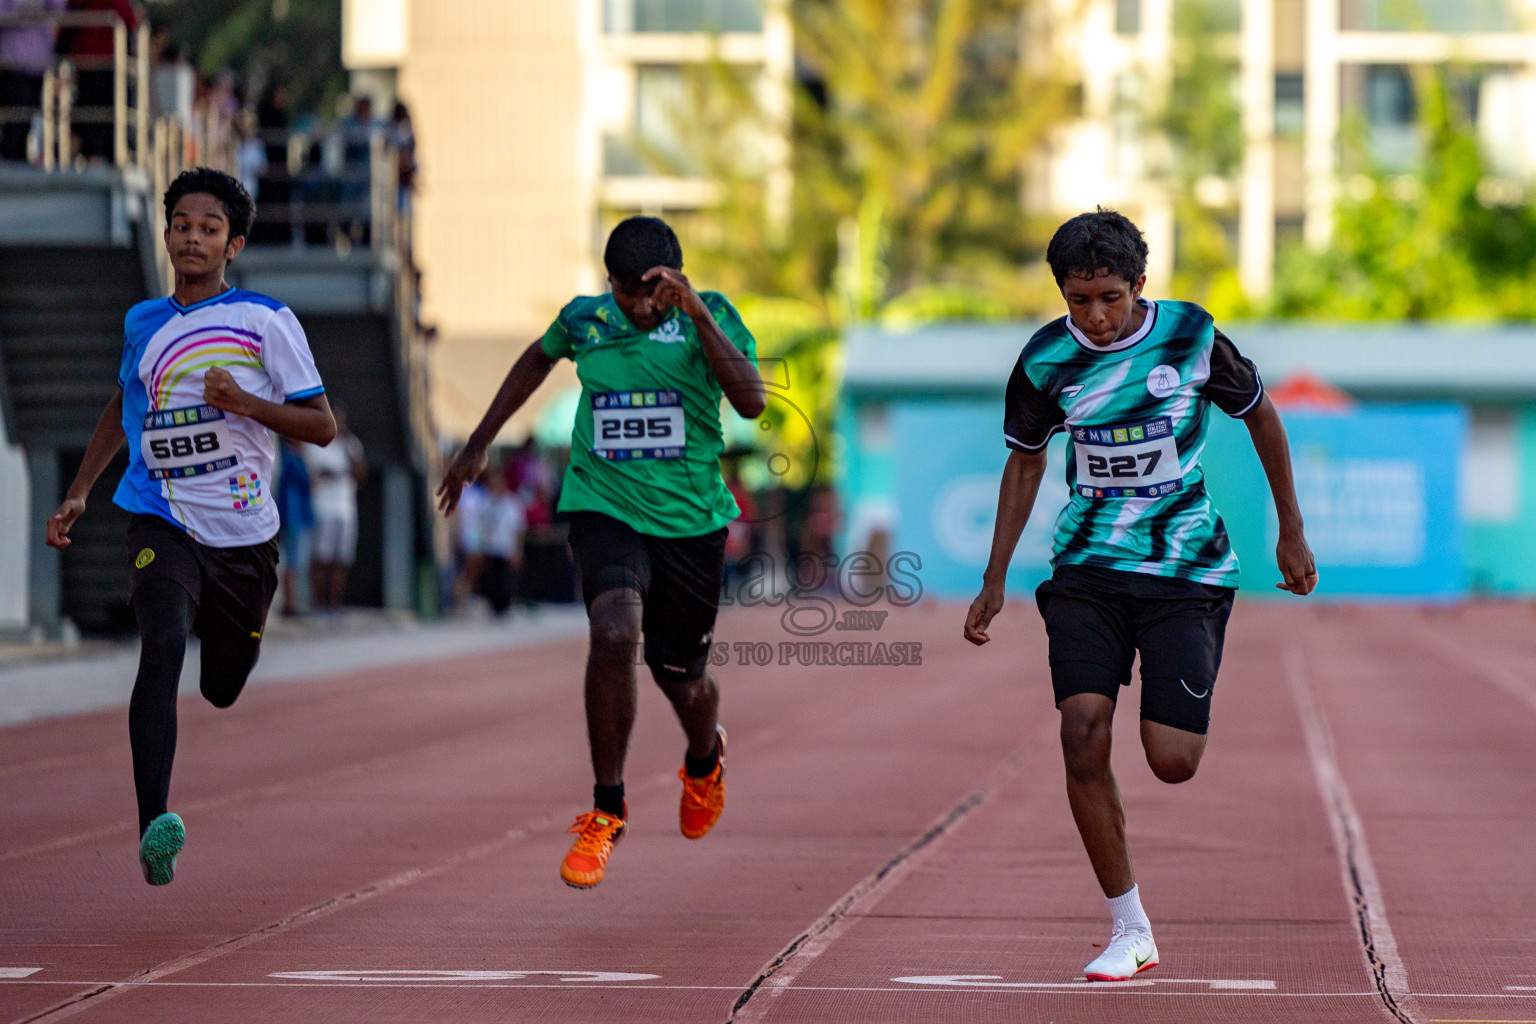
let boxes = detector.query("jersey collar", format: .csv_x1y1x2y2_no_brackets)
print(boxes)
168,286,240,315
1065,298,1157,353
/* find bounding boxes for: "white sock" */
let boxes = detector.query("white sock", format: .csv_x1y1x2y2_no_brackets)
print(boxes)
1106,884,1152,935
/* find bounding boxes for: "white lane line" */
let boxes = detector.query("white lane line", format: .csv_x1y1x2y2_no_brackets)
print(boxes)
268,970,660,983
0,970,41,979
0,979,1392,996
727,736,1048,1023
892,974,1275,990
1283,647,1420,1024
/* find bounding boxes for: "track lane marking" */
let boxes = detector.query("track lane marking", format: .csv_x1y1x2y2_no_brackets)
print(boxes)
1284,647,1420,1024
726,732,1051,1023
0,978,1394,996
5,750,689,1024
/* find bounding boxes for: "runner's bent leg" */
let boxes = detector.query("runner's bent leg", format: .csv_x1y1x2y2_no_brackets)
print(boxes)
1139,720,1206,783
654,671,720,763
129,579,195,835
585,587,642,788
199,625,263,709
1059,692,1135,898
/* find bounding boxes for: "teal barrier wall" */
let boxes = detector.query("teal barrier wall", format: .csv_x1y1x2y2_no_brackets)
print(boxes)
855,399,1470,600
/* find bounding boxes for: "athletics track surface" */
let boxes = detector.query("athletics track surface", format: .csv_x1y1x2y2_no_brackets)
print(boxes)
2,601,1534,1023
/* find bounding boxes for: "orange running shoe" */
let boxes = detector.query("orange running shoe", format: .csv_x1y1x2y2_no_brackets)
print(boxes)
678,725,727,840
560,806,626,888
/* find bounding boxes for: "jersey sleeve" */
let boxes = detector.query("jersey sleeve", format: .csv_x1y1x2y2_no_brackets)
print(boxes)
1003,356,1065,451
117,324,134,389
1198,328,1264,418
540,308,574,360
262,306,326,401
704,293,758,363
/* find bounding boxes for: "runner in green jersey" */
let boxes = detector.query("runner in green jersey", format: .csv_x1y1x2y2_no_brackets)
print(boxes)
964,209,1317,982
438,217,764,889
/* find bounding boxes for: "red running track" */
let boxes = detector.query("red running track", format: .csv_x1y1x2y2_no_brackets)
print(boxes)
2,601,1534,1023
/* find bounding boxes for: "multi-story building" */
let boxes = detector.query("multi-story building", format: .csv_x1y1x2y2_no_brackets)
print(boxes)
1036,0,1536,298
343,0,792,439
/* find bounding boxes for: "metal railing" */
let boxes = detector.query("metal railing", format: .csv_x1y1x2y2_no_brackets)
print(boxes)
0,11,154,170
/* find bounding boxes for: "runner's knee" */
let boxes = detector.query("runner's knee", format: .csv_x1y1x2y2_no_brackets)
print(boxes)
199,633,261,708
1140,720,1206,784
1059,697,1114,782
1146,748,1200,784
588,589,642,660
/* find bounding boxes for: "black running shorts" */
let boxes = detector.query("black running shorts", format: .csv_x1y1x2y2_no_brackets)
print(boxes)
566,511,727,683
1034,564,1235,734
126,513,280,647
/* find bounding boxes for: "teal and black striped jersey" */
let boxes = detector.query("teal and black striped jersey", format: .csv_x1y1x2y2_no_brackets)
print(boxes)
1004,299,1264,588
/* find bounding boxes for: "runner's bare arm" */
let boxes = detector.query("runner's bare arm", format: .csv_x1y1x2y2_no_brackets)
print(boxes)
1243,394,1318,595
644,266,766,419
46,389,127,550
437,340,558,515
203,367,336,445
964,449,1048,645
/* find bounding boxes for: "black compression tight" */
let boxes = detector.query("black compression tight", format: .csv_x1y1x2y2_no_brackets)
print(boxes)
128,580,262,834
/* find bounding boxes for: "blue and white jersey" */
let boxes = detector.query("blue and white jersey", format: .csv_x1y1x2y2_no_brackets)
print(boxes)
112,288,325,548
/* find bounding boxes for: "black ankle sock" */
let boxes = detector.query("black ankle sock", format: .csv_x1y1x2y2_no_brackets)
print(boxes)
593,783,625,818
684,738,720,779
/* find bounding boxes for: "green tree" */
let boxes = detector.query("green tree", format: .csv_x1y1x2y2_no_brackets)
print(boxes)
145,0,345,117
628,0,1074,485
1156,0,1247,314
1271,68,1536,320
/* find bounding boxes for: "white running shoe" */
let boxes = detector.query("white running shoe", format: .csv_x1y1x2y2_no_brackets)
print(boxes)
1083,926,1158,982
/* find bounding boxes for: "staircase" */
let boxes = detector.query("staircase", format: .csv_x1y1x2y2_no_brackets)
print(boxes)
0,245,151,632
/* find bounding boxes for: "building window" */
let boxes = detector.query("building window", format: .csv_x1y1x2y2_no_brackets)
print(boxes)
1275,73,1304,138
1365,65,1419,172
1116,0,1141,35
604,0,765,33
1343,0,1513,30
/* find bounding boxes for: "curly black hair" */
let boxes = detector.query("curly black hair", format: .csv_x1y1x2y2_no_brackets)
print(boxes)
604,215,683,286
162,167,256,241
1045,207,1149,286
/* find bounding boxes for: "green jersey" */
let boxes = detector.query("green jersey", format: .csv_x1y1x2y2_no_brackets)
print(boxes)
1003,299,1265,588
541,291,757,537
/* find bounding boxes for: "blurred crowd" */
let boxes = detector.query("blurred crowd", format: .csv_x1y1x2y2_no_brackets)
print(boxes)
0,0,420,254
446,443,558,618
273,404,368,618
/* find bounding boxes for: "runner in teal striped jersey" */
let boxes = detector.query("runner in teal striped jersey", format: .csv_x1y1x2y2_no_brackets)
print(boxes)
965,208,1317,983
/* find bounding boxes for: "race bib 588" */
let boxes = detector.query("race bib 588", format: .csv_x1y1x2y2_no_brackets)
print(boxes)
141,405,238,481
591,390,685,460
1071,417,1183,499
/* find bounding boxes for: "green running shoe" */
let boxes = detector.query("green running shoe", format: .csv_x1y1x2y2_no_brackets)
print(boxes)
138,812,185,886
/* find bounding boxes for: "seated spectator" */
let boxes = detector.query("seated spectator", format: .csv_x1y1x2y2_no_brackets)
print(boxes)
0,0,65,162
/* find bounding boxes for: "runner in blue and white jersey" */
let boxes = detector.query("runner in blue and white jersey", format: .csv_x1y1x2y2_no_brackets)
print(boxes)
46,168,337,886
964,209,1318,982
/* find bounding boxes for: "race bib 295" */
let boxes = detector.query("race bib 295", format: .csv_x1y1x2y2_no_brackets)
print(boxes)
1071,417,1183,499
591,390,685,460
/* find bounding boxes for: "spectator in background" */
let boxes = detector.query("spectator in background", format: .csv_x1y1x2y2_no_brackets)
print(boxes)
58,0,140,161
235,108,264,199
302,403,366,611
453,476,488,610
275,438,313,618
722,461,757,595
148,28,192,127
475,463,527,618
389,100,415,214
0,0,65,162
